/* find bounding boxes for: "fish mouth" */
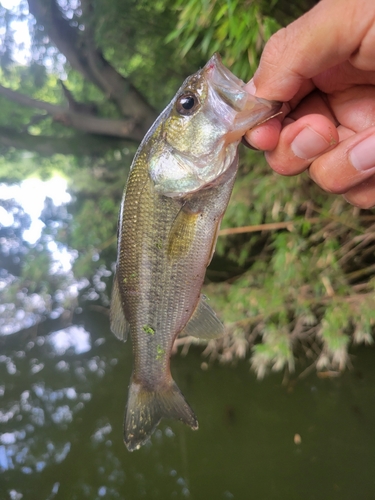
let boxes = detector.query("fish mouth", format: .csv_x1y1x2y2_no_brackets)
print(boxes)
203,53,282,132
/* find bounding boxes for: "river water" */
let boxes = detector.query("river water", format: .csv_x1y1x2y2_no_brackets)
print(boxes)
1,309,375,500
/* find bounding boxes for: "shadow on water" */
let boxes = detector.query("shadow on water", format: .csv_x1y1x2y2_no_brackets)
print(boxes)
1,309,375,500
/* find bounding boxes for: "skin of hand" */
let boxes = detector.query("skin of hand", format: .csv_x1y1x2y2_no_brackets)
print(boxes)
244,0,375,209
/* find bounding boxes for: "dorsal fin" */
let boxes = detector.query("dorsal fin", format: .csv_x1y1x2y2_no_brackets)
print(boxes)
180,295,224,340
110,274,130,341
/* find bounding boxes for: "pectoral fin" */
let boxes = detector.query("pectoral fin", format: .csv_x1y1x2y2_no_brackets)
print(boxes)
167,205,199,260
181,295,224,340
110,274,130,341
206,216,222,266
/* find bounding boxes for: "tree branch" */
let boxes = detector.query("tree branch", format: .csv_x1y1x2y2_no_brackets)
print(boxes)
0,83,63,114
0,126,129,157
28,0,96,83
85,46,156,126
27,0,157,131
0,84,143,140
59,80,98,115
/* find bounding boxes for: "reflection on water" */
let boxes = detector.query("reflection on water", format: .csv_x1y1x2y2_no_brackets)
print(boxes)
1,310,375,500
48,326,91,356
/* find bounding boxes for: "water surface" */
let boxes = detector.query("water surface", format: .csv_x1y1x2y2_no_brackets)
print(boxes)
1,310,375,500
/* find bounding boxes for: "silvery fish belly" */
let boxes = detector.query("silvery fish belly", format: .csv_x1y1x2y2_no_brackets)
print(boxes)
110,53,281,451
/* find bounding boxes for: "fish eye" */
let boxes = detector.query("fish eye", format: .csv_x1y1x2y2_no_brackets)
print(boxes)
176,93,198,116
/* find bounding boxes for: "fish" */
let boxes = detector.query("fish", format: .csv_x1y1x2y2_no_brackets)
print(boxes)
110,53,281,451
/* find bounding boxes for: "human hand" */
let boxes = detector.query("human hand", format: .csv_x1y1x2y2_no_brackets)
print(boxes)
244,0,375,209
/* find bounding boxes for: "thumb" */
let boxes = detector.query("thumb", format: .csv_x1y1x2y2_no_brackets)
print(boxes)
248,0,375,101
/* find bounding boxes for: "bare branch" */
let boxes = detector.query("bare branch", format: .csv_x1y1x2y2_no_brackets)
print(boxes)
0,84,143,140
59,80,98,115
0,83,64,114
0,125,128,156
85,46,156,124
20,114,50,133
218,215,375,236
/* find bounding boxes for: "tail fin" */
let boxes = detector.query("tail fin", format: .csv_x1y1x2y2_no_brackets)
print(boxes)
124,378,198,451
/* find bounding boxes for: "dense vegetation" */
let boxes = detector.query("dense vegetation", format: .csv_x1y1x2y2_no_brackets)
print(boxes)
1,0,374,378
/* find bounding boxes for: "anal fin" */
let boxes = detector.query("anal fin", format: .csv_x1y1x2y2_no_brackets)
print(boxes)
180,295,224,340
110,274,130,341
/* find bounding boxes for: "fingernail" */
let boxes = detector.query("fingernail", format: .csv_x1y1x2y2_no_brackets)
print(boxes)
350,136,375,171
241,136,258,150
244,78,256,95
291,127,331,159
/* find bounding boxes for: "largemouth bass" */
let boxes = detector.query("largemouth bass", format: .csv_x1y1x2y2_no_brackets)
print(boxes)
110,54,280,451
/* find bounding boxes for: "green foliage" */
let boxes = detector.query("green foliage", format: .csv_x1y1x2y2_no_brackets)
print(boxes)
21,247,52,292
317,303,351,370
92,0,204,110
166,0,281,79
1,0,374,380
251,325,295,379
192,134,374,379
202,161,375,376
63,195,117,279
0,153,74,183
0,65,63,132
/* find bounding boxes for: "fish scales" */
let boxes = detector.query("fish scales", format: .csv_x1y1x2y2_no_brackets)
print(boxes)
110,53,281,451
119,152,236,385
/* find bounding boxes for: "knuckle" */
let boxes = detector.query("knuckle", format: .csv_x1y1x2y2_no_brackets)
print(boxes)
261,29,288,69
320,178,346,194
265,151,307,176
343,194,375,209
310,162,347,194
